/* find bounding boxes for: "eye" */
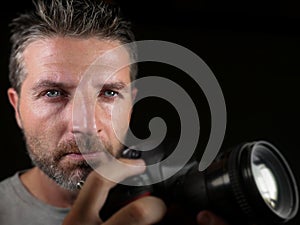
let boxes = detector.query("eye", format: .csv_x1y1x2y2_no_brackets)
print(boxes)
45,90,62,98
103,90,119,98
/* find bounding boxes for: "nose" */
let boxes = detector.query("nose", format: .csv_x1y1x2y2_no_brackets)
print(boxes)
72,89,98,135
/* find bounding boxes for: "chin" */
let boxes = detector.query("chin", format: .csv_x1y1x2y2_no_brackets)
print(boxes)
50,165,93,191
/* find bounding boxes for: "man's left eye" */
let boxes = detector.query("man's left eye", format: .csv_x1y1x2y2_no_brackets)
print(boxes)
103,90,118,97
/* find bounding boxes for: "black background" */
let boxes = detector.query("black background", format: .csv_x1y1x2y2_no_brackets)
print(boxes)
1,0,300,224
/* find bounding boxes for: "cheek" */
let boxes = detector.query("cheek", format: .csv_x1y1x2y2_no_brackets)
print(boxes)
95,102,131,137
18,98,65,136
19,99,44,130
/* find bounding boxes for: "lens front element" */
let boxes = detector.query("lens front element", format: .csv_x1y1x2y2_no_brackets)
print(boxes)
251,142,299,220
252,162,278,209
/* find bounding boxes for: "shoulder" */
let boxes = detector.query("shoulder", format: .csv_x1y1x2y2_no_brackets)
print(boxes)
0,170,28,201
0,172,22,209
0,172,19,191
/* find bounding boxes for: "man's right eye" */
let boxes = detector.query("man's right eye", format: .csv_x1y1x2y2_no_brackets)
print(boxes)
45,90,62,98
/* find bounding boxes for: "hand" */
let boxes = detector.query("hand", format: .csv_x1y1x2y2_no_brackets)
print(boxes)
156,204,230,225
62,158,167,225
197,211,229,225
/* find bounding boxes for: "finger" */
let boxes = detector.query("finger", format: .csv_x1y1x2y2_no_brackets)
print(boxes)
197,210,229,225
63,158,145,224
104,196,167,225
81,158,145,211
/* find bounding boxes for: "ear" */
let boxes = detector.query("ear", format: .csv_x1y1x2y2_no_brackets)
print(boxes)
128,87,138,121
131,87,138,102
7,88,23,129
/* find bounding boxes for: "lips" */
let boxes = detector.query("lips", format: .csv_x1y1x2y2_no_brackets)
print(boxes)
64,152,85,160
63,151,109,162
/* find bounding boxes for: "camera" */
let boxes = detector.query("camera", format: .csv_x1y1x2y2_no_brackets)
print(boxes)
99,140,299,225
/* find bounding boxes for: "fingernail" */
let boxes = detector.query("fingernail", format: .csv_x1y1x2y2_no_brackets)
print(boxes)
133,159,146,166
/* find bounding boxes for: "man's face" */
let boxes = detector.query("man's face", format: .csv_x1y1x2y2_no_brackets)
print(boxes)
8,37,135,190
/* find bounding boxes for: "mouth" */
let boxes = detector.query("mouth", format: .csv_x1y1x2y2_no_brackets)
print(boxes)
63,151,112,163
64,151,99,158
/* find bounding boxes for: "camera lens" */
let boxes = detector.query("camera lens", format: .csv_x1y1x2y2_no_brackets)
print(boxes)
177,140,299,225
250,142,298,220
226,141,299,224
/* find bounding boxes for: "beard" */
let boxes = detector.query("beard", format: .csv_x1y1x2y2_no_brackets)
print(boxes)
23,131,120,191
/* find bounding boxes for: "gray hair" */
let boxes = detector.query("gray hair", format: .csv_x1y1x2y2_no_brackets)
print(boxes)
8,0,137,94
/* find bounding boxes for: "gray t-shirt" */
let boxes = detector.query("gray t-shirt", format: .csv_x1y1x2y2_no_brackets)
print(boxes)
0,171,70,225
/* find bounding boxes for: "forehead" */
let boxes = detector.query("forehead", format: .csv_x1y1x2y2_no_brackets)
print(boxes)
22,37,131,85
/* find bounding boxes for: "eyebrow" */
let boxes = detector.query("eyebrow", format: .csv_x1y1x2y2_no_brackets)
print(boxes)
32,80,131,93
95,81,130,93
32,80,75,93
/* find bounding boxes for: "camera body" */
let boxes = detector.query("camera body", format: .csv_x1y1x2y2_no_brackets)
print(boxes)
100,140,299,225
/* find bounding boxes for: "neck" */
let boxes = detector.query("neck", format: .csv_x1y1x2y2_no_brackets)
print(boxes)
20,167,79,208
